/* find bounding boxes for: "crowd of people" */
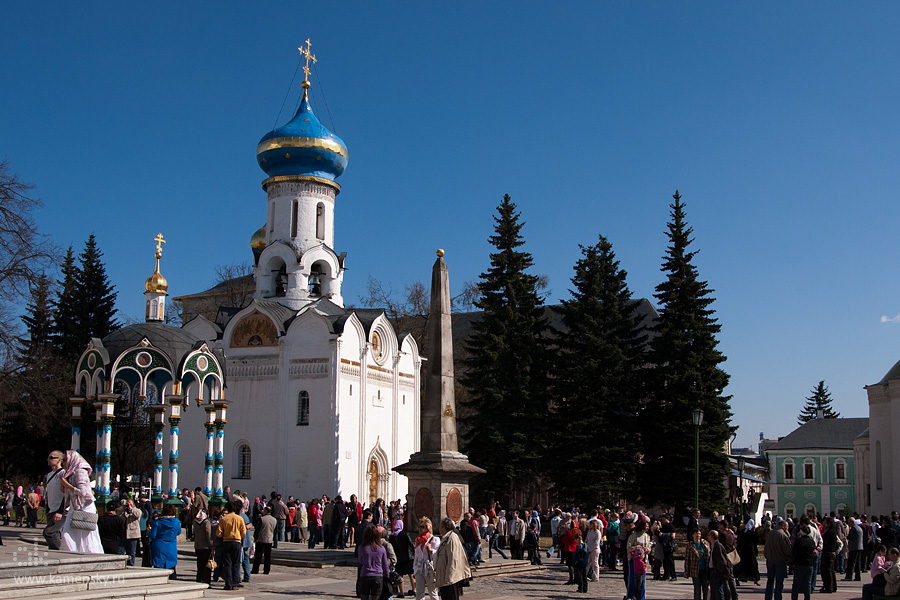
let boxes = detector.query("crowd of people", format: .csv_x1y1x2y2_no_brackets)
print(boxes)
10,452,900,600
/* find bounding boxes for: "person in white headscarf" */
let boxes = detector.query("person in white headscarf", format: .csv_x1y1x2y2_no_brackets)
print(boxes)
737,518,760,584
59,450,103,554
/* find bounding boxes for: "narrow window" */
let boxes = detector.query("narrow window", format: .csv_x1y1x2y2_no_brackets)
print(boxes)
835,462,846,480
297,390,310,426
784,462,794,481
235,444,251,479
804,462,814,480
876,441,883,490
316,202,325,240
349,384,353,396
291,200,298,238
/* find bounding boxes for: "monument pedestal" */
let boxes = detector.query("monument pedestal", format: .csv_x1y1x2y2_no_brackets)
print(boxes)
395,451,483,527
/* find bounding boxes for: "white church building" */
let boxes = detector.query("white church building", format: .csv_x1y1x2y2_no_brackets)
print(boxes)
173,60,422,503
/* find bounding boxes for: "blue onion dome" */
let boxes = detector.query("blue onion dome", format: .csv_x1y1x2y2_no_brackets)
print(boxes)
256,88,348,181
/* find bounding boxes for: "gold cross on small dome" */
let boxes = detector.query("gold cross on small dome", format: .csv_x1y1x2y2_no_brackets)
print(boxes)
153,232,166,258
298,39,317,87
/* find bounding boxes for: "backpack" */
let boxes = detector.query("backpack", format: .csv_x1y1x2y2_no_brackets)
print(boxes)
606,521,619,540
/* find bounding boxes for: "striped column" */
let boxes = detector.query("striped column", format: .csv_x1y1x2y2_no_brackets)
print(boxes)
204,405,216,496
68,397,85,452
95,394,118,506
212,400,228,502
167,395,184,497
149,404,167,503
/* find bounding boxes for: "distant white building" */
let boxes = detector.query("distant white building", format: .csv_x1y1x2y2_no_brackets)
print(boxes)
863,360,900,516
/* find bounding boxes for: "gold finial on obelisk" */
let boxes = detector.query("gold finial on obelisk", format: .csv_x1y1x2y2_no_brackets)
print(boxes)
298,39,317,91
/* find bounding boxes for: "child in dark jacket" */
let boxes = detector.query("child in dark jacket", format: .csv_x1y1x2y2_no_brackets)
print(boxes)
574,534,589,593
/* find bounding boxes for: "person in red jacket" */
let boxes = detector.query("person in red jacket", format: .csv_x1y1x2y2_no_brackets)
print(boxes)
307,498,321,548
562,521,582,585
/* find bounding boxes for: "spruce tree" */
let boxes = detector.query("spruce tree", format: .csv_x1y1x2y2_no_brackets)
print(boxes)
52,246,82,364
460,194,550,502
798,380,840,424
53,236,120,364
642,191,732,512
77,234,120,339
549,234,647,506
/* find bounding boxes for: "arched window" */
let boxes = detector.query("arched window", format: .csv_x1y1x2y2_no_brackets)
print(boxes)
234,444,251,479
784,502,796,520
316,202,325,240
297,391,309,426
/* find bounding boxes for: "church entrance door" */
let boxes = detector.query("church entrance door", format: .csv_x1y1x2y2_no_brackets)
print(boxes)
368,459,378,505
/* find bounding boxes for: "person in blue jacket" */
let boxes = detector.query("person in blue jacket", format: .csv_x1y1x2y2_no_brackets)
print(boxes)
148,502,181,578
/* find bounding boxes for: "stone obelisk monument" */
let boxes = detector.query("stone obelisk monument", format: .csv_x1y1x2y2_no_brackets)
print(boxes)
394,250,484,528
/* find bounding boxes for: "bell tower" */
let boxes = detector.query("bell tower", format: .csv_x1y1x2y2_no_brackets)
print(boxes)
252,40,349,310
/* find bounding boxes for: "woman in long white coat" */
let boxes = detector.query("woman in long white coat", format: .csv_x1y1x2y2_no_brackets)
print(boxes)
59,450,103,554
413,517,441,600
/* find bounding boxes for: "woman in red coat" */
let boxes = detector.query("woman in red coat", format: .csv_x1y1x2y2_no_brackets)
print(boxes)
561,521,581,585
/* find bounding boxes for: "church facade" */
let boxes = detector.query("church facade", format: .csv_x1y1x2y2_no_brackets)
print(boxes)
173,55,422,503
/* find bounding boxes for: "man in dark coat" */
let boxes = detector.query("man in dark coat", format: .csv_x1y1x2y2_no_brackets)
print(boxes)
791,525,817,600
332,495,350,549
98,500,126,555
708,530,733,600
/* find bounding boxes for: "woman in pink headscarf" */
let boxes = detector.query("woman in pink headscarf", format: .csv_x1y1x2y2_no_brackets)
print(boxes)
59,450,103,554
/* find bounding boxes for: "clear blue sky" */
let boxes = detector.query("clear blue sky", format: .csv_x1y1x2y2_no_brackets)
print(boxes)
4,3,899,450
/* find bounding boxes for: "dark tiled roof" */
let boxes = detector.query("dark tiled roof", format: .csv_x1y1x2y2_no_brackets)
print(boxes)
172,274,254,301
768,418,869,451
102,322,202,369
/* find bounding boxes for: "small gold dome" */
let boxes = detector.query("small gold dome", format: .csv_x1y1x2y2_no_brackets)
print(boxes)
251,225,266,250
145,270,168,294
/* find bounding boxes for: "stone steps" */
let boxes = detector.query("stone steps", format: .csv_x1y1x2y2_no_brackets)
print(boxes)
0,537,234,600
470,559,543,578
178,546,340,569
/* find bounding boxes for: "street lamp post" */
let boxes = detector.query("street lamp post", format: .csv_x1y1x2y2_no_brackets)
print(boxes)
692,408,704,511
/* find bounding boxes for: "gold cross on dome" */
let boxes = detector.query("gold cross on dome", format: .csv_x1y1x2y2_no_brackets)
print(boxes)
298,39,317,82
153,232,166,257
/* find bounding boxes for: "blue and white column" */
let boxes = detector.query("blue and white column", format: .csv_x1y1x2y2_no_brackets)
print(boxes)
95,393,117,506
149,404,167,503
204,405,216,496
167,393,184,497
68,397,85,452
213,400,228,502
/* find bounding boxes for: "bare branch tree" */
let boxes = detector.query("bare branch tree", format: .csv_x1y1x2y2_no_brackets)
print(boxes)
178,262,255,324
0,161,57,367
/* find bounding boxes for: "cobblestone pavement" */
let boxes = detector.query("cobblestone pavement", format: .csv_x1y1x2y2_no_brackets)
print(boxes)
0,525,868,599
192,553,866,600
